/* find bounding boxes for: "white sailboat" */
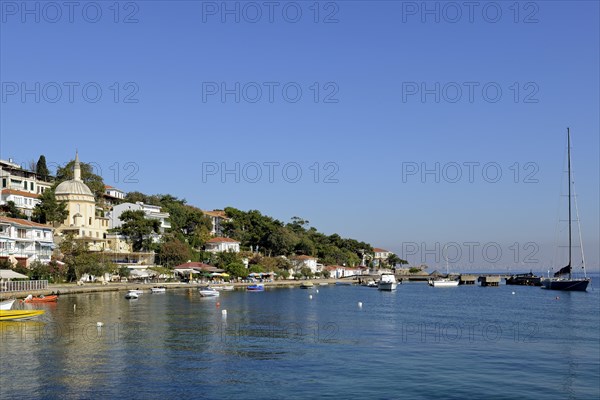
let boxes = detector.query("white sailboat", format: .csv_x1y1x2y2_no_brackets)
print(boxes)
430,246,459,287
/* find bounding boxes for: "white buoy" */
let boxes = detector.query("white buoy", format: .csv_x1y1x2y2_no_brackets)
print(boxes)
221,309,227,316
73,304,76,311
358,302,363,308
512,291,516,295
97,322,104,327
309,295,313,299
316,290,319,293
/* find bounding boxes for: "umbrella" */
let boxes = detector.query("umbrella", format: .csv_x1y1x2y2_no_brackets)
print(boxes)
0,270,28,279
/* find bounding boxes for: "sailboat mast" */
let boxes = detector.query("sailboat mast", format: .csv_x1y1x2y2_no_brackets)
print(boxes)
567,128,572,280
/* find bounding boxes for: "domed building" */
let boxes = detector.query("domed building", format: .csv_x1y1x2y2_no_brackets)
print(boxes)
54,153,109,251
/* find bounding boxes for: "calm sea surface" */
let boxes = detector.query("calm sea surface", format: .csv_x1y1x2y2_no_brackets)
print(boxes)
1,275,599,399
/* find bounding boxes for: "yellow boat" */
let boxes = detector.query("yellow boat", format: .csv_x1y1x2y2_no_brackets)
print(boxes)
0,310,45,321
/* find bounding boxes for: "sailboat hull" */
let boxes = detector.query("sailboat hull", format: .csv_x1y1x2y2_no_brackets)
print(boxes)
541,278,590,292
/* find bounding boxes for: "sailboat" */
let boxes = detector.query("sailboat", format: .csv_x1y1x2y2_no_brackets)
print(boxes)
429,246,459,287
541,128,590,292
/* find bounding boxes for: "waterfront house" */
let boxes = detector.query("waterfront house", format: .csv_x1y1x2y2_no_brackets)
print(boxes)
0,158,53,217
0,216,54,267
204,237,240,253
202,210,230,236
373,247,392,267
290,255,319,275
107,201,171,241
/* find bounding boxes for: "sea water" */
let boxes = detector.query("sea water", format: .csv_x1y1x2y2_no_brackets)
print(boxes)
1,276,599,399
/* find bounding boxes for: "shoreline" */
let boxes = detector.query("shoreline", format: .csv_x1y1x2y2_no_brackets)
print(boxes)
0,278,347,300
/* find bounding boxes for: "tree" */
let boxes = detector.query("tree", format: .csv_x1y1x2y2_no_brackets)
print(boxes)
300,267,314,279
387,253,407,268
117,210,160,251
225,261,247,278
32,188,68,225
59,234,110,281
36,155,50,181
29,261,51,280
0,201,26,219
56,160,105,199
157,238,190,268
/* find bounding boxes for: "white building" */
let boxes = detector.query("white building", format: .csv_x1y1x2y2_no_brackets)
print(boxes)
373,247,392,267
103,185,125,207
107,202,171,240
290,255,319,274
0,216,54,267
0,158,53,217
202,210,230,236
205,237,240,253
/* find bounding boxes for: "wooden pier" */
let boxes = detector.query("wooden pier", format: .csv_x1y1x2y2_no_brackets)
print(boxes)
459,274,477,285
478,275,501,287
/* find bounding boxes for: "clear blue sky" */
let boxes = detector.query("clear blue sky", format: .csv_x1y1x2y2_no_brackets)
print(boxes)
1,1,598,272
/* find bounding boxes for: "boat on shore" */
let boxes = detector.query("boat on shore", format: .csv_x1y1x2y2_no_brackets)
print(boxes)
300,282,314,289
151,286,167,293
125,291,139,299
506,272,542,286
541,129,590,292
247,284,264,292
0,310,45,321
21,294,58,303
0,299,16,310
378,274,398,291
199,287,220,297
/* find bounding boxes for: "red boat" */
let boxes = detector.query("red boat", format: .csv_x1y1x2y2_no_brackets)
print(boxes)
21,295,58,303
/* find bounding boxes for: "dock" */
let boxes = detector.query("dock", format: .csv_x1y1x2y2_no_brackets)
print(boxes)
478,275,501,287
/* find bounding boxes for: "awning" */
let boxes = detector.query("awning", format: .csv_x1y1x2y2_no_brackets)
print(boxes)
0,269,29,279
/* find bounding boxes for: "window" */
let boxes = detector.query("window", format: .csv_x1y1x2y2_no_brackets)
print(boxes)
17,229,26,239
1,178,5,187
23,181,27,190
30,182,34,191
36,231,41,238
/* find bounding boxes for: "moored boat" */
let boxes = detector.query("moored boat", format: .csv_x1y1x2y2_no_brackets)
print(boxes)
212,285,234,291
21,294,58,303
0,298,16,310
125,291,139,299
199,287,220,297
0,310,45,321
247,284,264,292
429,278,459,288
378,274,398,291
506,271,542,286
300,282,314,289
151,286,166,293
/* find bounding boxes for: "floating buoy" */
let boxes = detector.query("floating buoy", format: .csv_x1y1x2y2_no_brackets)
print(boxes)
216,302,220,308
512,291,515,295
358,302,363,308
309,295,313,299
555,296,560,300
97,322,104,327
316,290,319,293
221,309,227,316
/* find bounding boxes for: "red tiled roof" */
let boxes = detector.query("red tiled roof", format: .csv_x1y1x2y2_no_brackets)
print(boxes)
206,237,239,243
325,265,344,271
174,262,213,270
0,216,50,228
0,189,40,199
373,248,389,253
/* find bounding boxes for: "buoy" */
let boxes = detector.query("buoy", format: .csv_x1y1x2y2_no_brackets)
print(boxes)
316,290,319,293
512,291,515,295
97,322,104,327
221,309,227,316
216,302,220,308
358,302,363,308
556,296,560,300
73,304,76,311
309,295,313,299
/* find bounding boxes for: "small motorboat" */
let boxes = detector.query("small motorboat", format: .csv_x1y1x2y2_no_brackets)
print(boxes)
125,291,139,299
429,278,459,287
378,274,398,291
300,282,314,289
247,284,264,292
212,285,234,291
0,310,45,321
151,286,166,293
21,294,58,303
199,287,220,297
0,298,16,310
129,289,144,295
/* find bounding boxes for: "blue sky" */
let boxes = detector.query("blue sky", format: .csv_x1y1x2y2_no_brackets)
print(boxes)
1,1,598,272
